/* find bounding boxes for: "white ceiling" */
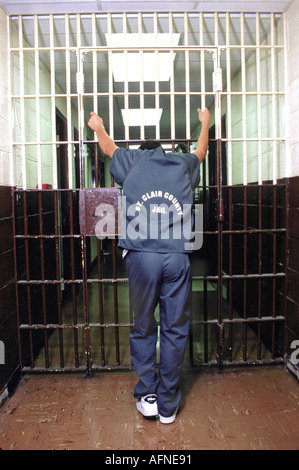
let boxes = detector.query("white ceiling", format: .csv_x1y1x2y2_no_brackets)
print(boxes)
0,0,295,15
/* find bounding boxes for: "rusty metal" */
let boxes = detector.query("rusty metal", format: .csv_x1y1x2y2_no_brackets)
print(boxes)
79,188,121,237
12,138,287,374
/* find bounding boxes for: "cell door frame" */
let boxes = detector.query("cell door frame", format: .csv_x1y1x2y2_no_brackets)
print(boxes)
76,45,226,371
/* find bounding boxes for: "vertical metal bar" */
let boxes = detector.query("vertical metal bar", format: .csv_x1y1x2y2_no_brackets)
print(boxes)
53,191,64,368
184,13,190,140
214,48,221,141
243,186,248,361
23,192,33,367
38,191,49,368
77,13,81,48
18,16,26,190
69,191,79,368
123,13,129,141
112,239,120,366
95,143,99,188
203,279,208,363
226,13,233,186
202,147,208,364
272,185,277,358
77,13,91,374
271,12,278,184
92,13,99,188
138,13,145,141
97,238,105,366
185,50,190,140
283,12,290,178
65,14,73,189
77,51,85,190
257,186,262,360
12,190,22,366
214,39,224,371
154,13,160,140
107,14,114,141
34,15,42,190
50,15,57,189
169,13,175,140
199,13,206,110
241,13,247,186
256,13,263,185
283,180,288,359
92,13,98,114
214,12,219,47
7,16,14,187
217,137,224,373
228,187,233,362
82,234,92,373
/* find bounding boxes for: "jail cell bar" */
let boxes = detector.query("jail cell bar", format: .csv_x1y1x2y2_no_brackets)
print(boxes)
12,147,287,372
9,11,286,372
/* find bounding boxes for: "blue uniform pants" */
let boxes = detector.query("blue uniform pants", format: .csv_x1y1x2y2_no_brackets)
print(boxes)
125,251,191,417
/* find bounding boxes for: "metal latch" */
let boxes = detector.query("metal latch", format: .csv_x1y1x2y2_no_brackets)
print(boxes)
76,71,84,94
213,68,223,92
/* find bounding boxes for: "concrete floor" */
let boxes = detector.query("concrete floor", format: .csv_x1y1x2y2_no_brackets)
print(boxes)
0,365,298,450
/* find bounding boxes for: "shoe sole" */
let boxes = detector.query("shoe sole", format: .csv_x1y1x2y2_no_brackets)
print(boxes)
136,401,158,419
159,405,179,424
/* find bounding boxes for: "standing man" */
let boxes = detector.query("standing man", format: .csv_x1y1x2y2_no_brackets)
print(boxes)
88,108,211,424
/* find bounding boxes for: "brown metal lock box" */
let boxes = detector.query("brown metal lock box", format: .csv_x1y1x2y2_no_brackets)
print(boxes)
79,188,122,237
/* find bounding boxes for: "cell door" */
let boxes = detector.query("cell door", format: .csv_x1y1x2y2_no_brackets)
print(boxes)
11,12,286,373
77,42,222,371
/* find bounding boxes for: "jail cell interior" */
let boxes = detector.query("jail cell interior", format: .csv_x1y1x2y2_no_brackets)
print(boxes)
10,11,286,373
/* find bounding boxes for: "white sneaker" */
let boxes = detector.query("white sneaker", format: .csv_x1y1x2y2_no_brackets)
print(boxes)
159,405,179,424
136,394,158,419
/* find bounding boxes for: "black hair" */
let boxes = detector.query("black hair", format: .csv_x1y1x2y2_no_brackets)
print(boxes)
139,139,162,151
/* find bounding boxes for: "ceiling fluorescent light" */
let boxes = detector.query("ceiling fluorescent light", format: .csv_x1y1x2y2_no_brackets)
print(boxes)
105,33,180,82
121,108,162,127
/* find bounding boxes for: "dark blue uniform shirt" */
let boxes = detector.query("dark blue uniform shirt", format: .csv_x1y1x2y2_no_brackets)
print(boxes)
110,146,200,253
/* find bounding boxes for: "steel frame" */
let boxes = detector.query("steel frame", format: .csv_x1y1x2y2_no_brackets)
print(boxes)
9,11,287,373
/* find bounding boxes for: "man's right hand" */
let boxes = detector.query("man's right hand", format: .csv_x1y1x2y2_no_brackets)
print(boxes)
197,108,211,127
88,111,104,133
87,111,118,158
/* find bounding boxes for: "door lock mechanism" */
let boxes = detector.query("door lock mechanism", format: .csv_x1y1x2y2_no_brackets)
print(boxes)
213,68,223,92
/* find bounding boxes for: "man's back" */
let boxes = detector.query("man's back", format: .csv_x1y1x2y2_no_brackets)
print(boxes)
110,145,200,253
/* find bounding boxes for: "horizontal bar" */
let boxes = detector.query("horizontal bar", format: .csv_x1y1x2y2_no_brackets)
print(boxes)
192,272,285,281
19,322,133,329
11,45,219,53
221,273,285,280
199,358,284,368
13,181,287,190
17,272,285,286
10,91,286,100
19,315,285,331
9,44,284,53
14,228,287,240
11,137,286,146
21,365,135,373
222,229,286,235
17,279,129,285
192,315,285,325
15,234,83,239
